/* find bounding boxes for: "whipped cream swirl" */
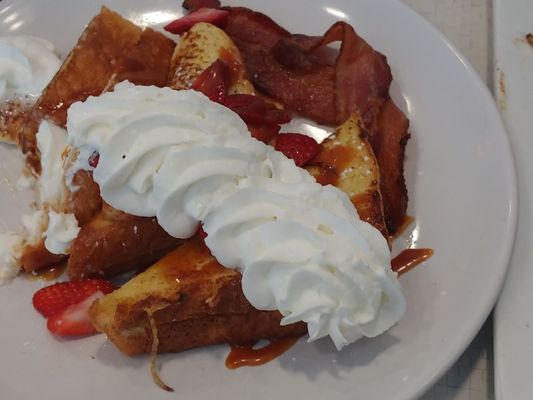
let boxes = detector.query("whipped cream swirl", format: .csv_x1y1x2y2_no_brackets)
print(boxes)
0,233,24,284
67,82,406,349
0,36,61,101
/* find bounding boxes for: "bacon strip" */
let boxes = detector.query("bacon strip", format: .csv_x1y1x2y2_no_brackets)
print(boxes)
223,7,333,124
223,7,391,127
374,100,410,234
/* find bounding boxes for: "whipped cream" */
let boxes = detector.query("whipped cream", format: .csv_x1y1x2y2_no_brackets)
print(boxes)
21,209,47,245
36,120,69,207
0,232,24,284
67,82,406,349
0,36,61,102
0,120,77,275
43,211,80,255
16,173,36,191
0,210,48,285
35,120,77,255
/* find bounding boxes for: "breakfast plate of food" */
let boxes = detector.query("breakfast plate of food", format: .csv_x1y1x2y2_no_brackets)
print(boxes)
0,0,516,399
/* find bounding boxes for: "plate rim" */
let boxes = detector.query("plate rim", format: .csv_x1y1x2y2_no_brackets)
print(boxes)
0,0,518,399
385,2,517,398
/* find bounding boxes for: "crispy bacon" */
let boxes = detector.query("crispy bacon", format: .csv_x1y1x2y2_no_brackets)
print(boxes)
374,100,410,234
224,94,291,125
247,123,280,142
222,7,391,127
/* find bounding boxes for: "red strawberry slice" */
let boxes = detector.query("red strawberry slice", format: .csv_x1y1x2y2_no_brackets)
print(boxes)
274,133,320,167
33,279,114,318
248,123,280,143
47,291,103,336
224,94,292,125
182,0,221,11
164,8,229,34
88,151,100,168
191,59,230,103
198,225,208,244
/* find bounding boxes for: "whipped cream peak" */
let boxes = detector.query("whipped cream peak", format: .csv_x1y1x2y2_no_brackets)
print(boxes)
0,232,25,285
67,82,405,349
0,36,61,102
36,120,69,207
44,211,80,255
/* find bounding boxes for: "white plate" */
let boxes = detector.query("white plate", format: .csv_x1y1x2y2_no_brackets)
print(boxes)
493,1,533,399
0,1,516,399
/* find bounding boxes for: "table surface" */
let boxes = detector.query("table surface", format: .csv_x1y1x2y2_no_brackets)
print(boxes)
400,1,494,399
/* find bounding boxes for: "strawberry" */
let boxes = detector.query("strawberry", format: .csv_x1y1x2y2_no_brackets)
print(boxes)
182,0,221,11
191,59,230,103
224,94,292,125
47,291,103,336
88,151,99,168
248,123,280,143
32,279,114,318
164,8,229,34
274,133,320,167
198,225,208,244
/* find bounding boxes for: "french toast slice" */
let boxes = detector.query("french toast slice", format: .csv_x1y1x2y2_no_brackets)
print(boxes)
307,115,388,238
68,204,180,279
90,235,306,355
15,7,178,274
19,6,175,173
68,22,254,280
168,22,255,95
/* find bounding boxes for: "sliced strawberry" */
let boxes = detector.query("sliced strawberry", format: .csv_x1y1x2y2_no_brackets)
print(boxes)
248,123,280,143
88,151,99,168
32,279,114,318
164,8,229,34
198,225,208,244
224,94,292,125
182,0,221,11
191,59,230,103
47,291,103,336
274,133,320,167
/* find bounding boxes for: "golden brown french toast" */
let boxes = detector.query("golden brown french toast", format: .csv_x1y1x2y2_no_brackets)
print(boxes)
70,22,258,281
16,7,178,274
169,22,254,95
19,6,175,173
68,204,180,280
90,236,306,355
307,115,387,238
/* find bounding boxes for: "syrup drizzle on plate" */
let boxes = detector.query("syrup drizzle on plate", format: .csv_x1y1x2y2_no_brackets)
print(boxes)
24,262,67,281
226,337,300,369
392,248,434,277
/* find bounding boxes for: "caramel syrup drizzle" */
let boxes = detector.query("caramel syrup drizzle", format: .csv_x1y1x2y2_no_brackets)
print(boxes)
24,262,67,281
225,337,300,369
392,248,434,277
